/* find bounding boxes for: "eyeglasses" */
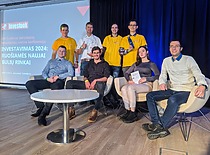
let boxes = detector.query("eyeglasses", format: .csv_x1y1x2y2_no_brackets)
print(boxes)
129,24,137,26
169,45,181,48
93,52,100,54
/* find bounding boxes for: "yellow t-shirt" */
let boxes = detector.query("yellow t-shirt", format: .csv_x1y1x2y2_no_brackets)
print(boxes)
52,37,77,64
103,35,122,66
120,34,147,67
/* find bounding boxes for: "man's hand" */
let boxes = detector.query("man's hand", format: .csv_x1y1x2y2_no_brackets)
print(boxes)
85,80,91,89
159,83,167,90
81,42,87,49
90,80,97,90
47,77,54,83
194,85,206,98
53,76,59,82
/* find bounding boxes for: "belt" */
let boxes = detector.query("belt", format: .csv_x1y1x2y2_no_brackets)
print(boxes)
81,58,91,62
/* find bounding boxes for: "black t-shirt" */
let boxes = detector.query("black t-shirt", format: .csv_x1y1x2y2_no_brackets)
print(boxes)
84,59,110,83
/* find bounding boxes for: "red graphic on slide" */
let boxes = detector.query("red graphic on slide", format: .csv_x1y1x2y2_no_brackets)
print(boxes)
77,5,89,16
2,23,7,30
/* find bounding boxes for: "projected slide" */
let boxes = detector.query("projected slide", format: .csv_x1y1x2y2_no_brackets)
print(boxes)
0,0,89,85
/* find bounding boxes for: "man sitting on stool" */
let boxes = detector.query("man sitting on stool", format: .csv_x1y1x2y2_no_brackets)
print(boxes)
66,46,110,122
26,45,74,126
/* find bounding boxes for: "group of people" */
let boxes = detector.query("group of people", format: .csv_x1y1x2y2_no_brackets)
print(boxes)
26,20,208,140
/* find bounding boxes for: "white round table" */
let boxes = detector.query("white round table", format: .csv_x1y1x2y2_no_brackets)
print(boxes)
30,89,99,144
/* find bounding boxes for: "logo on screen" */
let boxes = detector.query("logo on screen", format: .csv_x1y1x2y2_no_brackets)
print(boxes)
1,22,28,30
1,23,7,30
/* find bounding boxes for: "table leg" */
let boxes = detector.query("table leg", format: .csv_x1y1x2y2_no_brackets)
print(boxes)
47,103,86,144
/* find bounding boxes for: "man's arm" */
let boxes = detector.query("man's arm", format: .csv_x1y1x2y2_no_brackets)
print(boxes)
187,57,208,97
158,59,168,90
42,60,51,79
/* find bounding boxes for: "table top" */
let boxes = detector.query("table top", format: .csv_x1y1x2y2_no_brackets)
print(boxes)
30,89,99,103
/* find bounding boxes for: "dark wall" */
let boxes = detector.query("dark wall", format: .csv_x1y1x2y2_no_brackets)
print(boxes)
90,0,210,107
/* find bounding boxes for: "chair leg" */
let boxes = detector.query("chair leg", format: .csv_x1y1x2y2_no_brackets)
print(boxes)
114,99,125,117
54,103,63,112
186,110,210,133
178,111,210,141
178,113,192,141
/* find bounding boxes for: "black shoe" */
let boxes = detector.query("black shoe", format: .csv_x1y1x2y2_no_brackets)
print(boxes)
122,111,138,123
119,110,130,120
142,123,156,132
31,108,43,117
38,115,47,126
147,124,170,140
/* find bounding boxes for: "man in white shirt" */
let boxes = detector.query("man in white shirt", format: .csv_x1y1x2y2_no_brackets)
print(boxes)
76,22,102,75
142,40,208,140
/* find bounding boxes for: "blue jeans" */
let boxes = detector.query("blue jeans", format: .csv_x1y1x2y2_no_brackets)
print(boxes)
146,89,190,128
110,66,121,78
80,61,89,76
66,80,106,110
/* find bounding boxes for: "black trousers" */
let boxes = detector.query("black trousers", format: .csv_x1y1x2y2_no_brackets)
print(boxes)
25,79,65,115
66,80,106,110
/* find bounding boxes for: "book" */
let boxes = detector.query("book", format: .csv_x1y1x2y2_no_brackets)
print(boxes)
131,71,141,84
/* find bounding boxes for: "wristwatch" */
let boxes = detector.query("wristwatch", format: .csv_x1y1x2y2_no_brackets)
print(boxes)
201,84,207,89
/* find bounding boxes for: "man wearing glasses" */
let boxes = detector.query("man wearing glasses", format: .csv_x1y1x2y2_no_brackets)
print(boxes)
120,20,147,75
66,46,110,123
142,40,207,140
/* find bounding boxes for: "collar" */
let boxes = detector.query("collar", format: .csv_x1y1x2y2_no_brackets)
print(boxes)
129,33,137,36
57,58,64,61
85,34,93,38
111,34,118,37
172,53,182,62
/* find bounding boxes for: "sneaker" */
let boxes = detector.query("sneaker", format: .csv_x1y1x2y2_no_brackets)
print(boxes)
122,111,138,123
68,107,76,120
147,124,170,140
88,109,98,123
119,110,130,120
142,123,156,132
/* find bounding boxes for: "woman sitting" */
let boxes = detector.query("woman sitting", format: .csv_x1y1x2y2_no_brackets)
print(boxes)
120,45,160,123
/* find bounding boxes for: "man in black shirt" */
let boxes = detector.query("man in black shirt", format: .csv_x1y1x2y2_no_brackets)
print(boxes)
66,46,110,122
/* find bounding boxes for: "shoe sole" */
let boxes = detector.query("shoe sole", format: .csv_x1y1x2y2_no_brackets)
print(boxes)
122,117,138,123
69,115,76,120
147,131,170,140
88,118,97,123
88,120,96,123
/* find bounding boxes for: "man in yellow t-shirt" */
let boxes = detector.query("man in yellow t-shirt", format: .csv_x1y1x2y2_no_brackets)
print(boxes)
103,24,122,78
120,20,147,75
52,24,77,66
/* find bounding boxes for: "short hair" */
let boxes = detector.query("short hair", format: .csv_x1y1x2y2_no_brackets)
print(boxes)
58,45,66,51
91,46,101,53
170,40,182,46
86,22,93,27
129,20,138,26
60,24,69,30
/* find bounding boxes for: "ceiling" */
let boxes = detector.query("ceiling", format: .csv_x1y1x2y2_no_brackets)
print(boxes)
0,0,82,10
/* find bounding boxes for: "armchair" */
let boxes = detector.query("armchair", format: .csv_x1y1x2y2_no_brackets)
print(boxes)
114,77,159,116
157,78,210,141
